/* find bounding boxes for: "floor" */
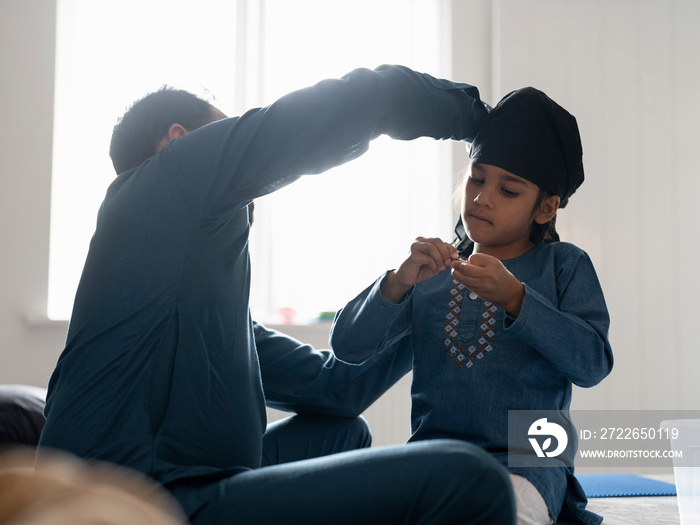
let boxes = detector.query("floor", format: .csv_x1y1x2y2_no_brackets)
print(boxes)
583,474,680,525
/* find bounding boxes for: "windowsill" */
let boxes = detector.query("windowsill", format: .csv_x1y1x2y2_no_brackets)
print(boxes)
22,314,69,330
265,321,332,339
23,314,331,337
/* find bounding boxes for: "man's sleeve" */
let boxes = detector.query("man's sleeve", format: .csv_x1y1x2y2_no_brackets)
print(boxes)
164,65,489,217
255,319,412,418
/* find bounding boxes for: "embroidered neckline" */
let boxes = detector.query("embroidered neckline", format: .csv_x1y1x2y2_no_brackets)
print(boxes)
443,279,496,369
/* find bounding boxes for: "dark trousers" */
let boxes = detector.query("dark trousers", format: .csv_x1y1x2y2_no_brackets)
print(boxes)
179,414,515,525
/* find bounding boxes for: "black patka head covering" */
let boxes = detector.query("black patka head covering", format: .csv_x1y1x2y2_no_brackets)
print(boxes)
468,87,584,208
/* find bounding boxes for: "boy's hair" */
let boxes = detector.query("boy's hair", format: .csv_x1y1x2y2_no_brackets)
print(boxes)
109,87,214,174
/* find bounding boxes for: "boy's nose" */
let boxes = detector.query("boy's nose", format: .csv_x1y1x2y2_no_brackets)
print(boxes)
474,189,493,207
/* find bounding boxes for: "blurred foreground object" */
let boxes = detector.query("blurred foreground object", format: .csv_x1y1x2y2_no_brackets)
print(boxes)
0,448,186,524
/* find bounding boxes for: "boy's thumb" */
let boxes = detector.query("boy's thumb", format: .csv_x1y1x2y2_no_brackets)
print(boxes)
466,253,492,267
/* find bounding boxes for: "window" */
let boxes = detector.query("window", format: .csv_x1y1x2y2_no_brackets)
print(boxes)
49,0,455,323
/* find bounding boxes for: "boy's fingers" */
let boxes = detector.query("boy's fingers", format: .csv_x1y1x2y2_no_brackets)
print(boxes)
413,238,447,268
451,260,484,284
465,252,496,267
451,259,472,272
415,237,455,265
448,245,459,260
437,241,458,264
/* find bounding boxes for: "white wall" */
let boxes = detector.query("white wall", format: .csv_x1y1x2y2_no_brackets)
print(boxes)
2,0,700,449
461,0,700,413
0,0,63,385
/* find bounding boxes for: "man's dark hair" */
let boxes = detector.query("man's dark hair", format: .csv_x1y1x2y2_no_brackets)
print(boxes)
109,86,214,174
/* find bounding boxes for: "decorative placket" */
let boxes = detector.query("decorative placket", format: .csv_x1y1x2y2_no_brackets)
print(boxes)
443,278,497,369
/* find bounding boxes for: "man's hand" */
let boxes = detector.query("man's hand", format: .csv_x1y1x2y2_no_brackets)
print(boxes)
450,253,525,317
381,237,458,304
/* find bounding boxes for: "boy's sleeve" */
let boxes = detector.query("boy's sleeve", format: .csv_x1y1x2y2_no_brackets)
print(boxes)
505,251,614,387
330,272,414,365
164,65,489,217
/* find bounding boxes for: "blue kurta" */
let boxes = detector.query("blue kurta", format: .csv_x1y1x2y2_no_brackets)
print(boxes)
331,241,614,524
38,65,490,516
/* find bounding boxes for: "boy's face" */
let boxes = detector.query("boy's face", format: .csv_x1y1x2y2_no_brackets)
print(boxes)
461,163,555,259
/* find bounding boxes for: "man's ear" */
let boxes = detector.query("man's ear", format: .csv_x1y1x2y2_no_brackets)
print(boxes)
155,123,190,153
167,123,188,140
534,195,560,225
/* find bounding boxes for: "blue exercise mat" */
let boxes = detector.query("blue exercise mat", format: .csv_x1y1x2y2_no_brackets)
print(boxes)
577,473,676,498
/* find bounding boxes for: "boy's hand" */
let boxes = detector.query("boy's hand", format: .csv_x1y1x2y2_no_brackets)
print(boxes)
381,237,458,304
450,253,525,317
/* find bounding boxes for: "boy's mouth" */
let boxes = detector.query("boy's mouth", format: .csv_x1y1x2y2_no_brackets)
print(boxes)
468,212,493,225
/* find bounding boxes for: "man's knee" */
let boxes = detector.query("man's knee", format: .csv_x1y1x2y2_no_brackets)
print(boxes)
262,413,371,466
407,439,516,523
298,413,372,451
426,439,512,489
340,414,372,449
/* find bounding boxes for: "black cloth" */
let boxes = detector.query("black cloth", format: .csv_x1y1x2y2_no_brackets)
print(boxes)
470,86,584,207
0,384,46,446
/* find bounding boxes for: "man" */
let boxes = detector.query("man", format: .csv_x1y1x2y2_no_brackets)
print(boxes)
39,65,515,524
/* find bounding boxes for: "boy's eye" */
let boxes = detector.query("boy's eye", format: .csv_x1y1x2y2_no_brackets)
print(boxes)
467,176,484,185
501,187,519,197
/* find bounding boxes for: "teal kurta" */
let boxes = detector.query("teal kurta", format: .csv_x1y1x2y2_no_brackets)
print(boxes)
331,241,614,524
